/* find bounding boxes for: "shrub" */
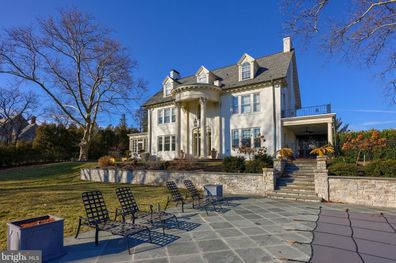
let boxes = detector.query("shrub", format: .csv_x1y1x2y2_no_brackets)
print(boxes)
167,159,198,171
143,160,169,170
328,162,359,176
98,155,116,168
244,160,265,173
365,160,396,177
223,156,245,173
254,153,273,168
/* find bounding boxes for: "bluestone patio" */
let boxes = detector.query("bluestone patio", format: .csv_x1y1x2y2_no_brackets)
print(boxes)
52,197,396,263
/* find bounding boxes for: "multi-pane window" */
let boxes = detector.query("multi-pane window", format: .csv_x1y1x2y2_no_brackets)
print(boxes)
157,135,176,152
171,108,176,122
241,129,251,147
158,107,176,124
158,109,163,124
232,93,260,115
232,96,239,114
164,82,172,96
164,108,171,123
164,136,170,151
232,129,239,148
197,72,207,83
171,135,176,151
253,128,261,148
253,93,260,112
158,136,163,152
131,138,147,154
241,95,251,113
232,128,262,149
241,62,251,80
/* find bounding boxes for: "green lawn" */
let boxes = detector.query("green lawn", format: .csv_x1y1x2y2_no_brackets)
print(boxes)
0,162,175,249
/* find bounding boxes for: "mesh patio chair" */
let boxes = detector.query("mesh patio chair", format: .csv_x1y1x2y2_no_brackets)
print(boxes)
183,179,228,207
75,190,151,254
166,181,212,215
115,187,178,233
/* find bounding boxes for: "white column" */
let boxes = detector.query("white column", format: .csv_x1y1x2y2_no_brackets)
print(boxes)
199,97,207,158
175,102,181,158
186,106,190,156
327,121,333,145
147,109,152,154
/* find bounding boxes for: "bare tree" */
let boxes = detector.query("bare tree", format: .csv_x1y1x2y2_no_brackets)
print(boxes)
134,106,148,132
0,9,145,160
282,0,396,101
0,86,37,144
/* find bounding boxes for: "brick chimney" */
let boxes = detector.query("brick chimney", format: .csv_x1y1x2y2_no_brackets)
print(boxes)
283,37,292,53
30,116,36,125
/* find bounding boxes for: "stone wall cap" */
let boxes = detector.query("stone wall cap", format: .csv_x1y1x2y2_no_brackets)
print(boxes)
80,168,262,176
329,175,396,181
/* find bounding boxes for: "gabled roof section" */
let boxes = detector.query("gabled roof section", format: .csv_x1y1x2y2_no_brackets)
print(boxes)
237,53,255,64
195,66,210,76
162,76,173,85
144,51,296,107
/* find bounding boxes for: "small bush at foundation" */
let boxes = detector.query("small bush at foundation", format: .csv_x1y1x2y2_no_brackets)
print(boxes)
223,156,245,173
98,155,116,168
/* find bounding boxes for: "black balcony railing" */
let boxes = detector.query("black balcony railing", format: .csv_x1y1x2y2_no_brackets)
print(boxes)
282,104,331,118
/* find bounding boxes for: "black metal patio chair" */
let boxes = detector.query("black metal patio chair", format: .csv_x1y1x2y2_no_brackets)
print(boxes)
75,190,152,254
183,179,228,207
115,187,179,233
166,181,213,215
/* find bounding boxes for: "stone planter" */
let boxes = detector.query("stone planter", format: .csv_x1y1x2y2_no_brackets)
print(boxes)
8,215,65,262
204,184,223,197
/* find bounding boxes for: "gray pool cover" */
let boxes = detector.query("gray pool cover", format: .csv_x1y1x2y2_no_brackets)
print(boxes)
308,208,396,263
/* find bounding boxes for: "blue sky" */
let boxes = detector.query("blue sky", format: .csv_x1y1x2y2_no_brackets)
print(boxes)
1,0,395,130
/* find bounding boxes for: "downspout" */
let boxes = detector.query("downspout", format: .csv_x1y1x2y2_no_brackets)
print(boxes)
272,80,277,156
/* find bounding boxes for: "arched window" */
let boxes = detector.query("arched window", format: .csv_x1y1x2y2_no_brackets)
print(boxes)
164,82,172,96
241,61,251,80
197,72,208,83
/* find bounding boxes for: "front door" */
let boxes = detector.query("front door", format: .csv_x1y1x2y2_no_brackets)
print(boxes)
296,135,327,158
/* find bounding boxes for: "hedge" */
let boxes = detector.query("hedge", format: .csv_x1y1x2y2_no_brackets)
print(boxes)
328,159,396,177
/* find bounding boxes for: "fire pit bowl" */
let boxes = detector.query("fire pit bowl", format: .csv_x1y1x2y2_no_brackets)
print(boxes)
8,215,65,262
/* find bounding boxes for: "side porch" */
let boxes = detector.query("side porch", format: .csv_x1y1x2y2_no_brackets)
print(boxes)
281,104,336,158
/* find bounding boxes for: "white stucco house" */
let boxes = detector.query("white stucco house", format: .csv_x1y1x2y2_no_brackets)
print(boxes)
129,37,336,160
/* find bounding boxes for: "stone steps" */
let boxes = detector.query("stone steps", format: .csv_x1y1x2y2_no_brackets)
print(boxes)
278,184,315,191
266,191,322,202
267,160,321,203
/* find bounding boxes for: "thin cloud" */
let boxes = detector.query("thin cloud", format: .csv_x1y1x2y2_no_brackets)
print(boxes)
334,108,396,114
360,120,396,126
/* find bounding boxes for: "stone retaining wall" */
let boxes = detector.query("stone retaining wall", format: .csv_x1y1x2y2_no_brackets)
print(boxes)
328,176,396,208
81,168,275,196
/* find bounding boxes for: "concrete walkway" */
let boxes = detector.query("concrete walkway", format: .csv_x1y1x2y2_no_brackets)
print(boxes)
50,197,396,263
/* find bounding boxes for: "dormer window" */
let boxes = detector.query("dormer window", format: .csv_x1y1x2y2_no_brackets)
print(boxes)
163,77,173,97
241,62,251,80
164,82,172,96
237,53,257,81
197,72,208,83
195,66,212,84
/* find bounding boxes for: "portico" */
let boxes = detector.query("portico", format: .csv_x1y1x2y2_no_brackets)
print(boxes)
172,83,222,159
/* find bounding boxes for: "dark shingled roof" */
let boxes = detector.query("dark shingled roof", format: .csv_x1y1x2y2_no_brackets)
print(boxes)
143,50,297,107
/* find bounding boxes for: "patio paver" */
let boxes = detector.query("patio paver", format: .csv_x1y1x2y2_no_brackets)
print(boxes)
49,197,396,263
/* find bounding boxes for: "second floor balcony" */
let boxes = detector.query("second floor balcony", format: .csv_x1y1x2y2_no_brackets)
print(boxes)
282,104,332,118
